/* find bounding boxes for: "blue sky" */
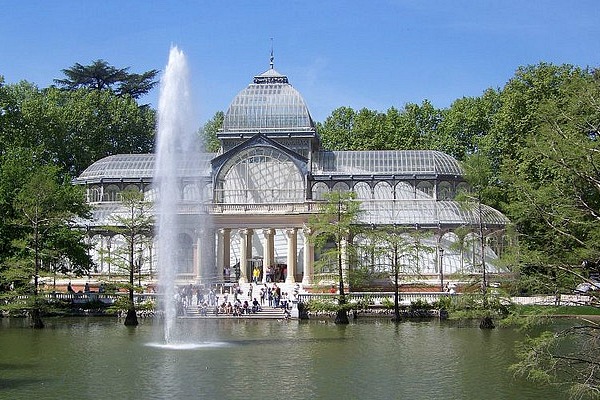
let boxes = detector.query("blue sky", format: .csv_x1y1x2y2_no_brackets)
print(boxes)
2,1,599,125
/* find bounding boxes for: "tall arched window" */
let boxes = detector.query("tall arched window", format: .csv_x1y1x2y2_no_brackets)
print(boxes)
89,186,101,202
215,146,305,204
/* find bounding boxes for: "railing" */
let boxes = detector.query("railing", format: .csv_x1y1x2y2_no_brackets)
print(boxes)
298,292,595,306
8,292,594,308
297,292,448,305
9,292,159,305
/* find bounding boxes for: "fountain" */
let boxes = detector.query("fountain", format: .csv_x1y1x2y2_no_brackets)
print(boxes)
154,46,200,344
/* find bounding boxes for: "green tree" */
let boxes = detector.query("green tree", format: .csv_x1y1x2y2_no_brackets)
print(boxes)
484,63,586,173
3,152,91,328
54,59,159,99
362,226,430,321
317,106,357,150
437,89,501,160
1,85,155,176
390,100,442,150
309,190,362,324
199,111,223,152
106,190,153,326
502,67,600,395
460,153,501,328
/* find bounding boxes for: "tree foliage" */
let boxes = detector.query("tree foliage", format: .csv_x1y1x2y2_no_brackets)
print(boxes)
199,111,223,153
511,323,600,400
360,226,431,321
0,84,155,176
54,59,159,99
0,148,91,326
317,101,443,151
106,189,153,326
309,191,362,324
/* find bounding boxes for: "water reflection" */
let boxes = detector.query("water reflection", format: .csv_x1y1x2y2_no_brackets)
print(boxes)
0,317,568,400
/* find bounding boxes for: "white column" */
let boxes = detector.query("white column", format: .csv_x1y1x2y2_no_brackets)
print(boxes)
302,226,314,285
262,228,276,284
285,228,297,283
195,233,202,282
239,228,253,283
218,228,231,276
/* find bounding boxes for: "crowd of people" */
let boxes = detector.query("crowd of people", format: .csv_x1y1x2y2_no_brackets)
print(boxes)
174,282,299,317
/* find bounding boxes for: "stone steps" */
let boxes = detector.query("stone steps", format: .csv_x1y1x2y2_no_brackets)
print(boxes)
182,303,290,319
180,282,299,319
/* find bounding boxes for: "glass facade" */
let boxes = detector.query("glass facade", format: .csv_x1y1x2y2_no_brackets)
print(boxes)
74,64,510,282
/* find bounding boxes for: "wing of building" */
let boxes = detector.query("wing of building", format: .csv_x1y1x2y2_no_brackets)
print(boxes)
74,64,510,288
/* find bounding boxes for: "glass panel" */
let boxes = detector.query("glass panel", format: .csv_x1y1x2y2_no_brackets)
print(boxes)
217,146,304,204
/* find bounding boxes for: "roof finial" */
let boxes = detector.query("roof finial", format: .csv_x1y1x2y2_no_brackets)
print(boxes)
269,37,274,69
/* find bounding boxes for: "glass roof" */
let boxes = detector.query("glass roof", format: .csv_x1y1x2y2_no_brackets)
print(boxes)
75,154,215,182
358,200,509,228
222,68,315,133
313,150,464,176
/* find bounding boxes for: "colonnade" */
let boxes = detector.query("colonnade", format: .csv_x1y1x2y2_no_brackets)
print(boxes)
215,226,315,285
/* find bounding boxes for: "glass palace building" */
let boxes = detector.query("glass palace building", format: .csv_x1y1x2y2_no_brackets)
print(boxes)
75,65,510,288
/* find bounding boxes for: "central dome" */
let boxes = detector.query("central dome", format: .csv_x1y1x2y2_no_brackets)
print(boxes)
222,68,315,133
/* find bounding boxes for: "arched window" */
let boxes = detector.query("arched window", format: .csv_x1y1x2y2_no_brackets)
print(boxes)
438,181,453,200
332,182,349,192
89,186,101,202
104,185,120,202
373,182,393,200
416,181,433,198
456,182,470,196
215,146,305,204
394,182,414,200
144,185,158,201
312,182,329,200
183,184,200,201
124,184,140,193
354,182,372,200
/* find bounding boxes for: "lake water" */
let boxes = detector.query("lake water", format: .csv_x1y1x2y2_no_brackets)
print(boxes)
0,317,566,400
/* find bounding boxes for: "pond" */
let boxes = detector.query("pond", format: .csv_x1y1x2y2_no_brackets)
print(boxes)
0,317,567,400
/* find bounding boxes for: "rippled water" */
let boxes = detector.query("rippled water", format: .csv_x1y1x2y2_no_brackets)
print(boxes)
0,317,567,400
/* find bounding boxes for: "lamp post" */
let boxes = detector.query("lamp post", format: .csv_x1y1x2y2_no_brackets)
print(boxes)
439,247,445,292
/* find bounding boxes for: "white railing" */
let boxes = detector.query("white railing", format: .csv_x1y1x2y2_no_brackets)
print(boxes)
9,292,159,305
297,292,448,305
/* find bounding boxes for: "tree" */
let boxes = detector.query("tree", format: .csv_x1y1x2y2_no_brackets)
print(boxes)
437,89,501,160
199,111,223,153
511,321,600,399
3,152,91,328
460,153,501,329
361,226,430,321
309,191,362,324
317,106,357,150
54,59,159,99
316,102,443,152
106,190,153,326
1,84,156,177
502,67,600,395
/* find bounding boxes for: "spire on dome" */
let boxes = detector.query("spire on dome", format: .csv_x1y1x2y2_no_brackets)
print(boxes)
269,37,274,69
